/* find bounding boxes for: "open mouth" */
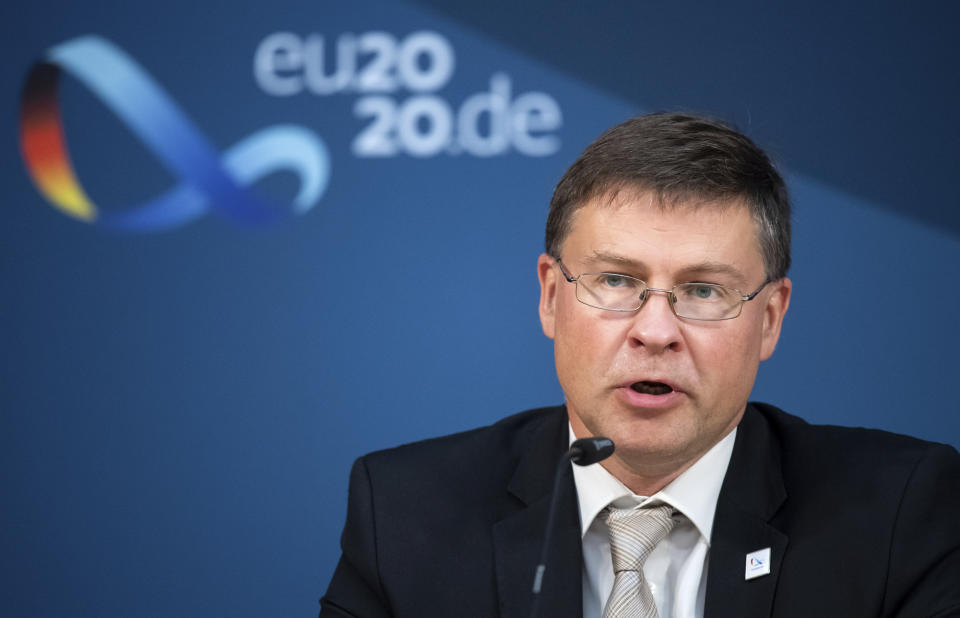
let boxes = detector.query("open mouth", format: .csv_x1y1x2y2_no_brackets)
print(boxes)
630,381,674,396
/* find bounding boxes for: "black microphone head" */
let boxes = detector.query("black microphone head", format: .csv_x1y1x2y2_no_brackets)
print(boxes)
569,437,615,466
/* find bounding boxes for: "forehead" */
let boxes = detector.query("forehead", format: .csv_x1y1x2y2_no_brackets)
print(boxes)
563,191,765,282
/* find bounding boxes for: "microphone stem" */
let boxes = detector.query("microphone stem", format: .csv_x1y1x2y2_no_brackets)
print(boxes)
528,447,580,618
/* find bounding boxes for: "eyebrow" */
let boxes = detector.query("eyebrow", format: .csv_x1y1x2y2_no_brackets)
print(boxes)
582,251,749,286
583,250,639,268
677,262,749,286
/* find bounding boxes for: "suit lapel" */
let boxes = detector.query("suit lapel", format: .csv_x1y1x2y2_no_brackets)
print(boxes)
493,408,582,618
704,404,789,618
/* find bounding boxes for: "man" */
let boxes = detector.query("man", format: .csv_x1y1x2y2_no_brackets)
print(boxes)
320,113,960,617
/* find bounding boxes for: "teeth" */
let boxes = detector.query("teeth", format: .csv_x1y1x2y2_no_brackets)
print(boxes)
631,381,673,395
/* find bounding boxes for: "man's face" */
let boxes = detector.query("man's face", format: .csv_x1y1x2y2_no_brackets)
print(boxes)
538,191,791,479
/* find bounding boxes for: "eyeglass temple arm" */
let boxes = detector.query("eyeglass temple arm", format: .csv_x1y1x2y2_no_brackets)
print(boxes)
742,278,776,301
553,257,578,283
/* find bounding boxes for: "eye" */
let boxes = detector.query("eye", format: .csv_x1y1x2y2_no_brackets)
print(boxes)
687,284,721,300
600,274,636,288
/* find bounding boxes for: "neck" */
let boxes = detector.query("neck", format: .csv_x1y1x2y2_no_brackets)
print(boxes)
567,408,743,497
599,454,696,497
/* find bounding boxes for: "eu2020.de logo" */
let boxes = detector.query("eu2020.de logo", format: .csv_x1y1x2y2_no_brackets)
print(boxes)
19,36,330,231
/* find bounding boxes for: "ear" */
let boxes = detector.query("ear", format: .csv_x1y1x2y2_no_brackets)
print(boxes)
537,253,558,339
759,277,792,361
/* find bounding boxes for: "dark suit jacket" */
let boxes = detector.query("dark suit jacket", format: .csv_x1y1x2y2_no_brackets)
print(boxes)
320,403,960,617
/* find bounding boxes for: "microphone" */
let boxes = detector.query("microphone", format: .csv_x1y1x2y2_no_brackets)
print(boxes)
529,437,615,618
569,436,615,466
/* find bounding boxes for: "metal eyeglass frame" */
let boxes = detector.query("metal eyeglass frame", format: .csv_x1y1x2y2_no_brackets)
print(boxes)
554,257,771,321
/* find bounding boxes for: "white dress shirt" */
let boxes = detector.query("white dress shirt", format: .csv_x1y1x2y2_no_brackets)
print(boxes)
570,425,737,618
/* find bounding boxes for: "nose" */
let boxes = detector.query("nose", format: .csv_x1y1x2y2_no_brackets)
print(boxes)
627,287,682,352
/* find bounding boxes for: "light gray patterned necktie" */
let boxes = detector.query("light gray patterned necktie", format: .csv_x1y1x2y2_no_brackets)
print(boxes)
602,504,679,618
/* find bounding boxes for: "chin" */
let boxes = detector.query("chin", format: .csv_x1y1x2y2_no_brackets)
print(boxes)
614,435,687,460
608,415,700,456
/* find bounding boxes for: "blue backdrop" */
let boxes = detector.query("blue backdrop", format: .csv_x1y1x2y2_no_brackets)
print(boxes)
2,1,958,616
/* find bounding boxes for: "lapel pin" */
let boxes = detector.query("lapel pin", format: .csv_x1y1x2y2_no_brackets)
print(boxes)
745,547,771,580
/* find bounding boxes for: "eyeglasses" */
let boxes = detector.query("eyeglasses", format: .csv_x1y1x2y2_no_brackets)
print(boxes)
555,258,770,321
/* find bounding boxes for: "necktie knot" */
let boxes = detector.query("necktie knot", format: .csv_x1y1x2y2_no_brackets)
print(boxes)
601,503,681,618
604,503,679,574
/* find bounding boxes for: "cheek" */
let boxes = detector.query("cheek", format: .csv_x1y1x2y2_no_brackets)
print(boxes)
686,322,761,384
554,305,625,379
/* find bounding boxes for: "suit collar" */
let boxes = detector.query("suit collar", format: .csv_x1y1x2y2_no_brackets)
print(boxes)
493,406,582,618
704,403,789,618
504,406,569,505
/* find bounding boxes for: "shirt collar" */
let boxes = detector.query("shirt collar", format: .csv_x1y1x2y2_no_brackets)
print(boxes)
569,423,737,545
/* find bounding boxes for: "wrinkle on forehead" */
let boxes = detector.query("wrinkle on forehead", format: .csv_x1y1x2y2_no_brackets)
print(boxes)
565,187,764,270
582,249,750,287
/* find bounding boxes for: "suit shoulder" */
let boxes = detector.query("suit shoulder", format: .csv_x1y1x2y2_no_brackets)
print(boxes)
748,401,960,480
360,405,566,473
752,401,955,450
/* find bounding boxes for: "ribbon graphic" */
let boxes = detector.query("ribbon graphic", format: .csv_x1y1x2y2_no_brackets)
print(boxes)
20,36,330,230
